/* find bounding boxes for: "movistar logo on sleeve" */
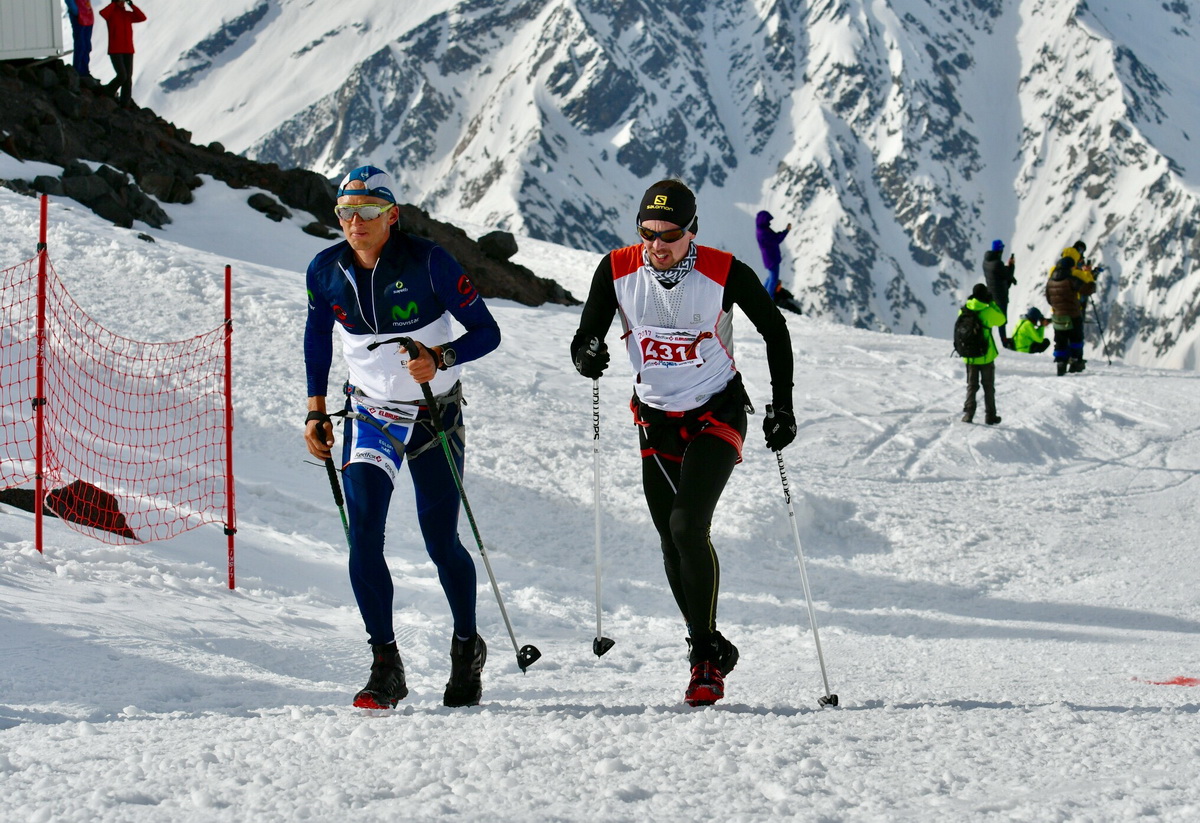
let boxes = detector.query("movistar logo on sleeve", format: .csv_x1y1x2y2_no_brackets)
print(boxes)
392,302,420,321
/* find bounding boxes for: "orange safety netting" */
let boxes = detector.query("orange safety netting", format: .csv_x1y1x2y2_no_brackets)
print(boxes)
1,253,231,544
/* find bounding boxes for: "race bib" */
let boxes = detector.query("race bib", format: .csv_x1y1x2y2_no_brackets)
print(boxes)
632,326,713,370
355,401,417,447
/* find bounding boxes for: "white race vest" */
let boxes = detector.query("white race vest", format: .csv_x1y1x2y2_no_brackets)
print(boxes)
610,245,736,412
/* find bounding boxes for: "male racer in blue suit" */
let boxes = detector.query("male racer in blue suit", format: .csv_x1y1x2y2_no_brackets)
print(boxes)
304,166,501,709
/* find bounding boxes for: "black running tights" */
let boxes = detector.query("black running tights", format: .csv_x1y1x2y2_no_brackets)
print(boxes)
641,433,740,643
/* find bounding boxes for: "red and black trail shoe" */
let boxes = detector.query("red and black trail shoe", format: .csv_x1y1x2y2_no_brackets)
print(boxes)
685,661,726,706
684,632,739,707
353,641,408,710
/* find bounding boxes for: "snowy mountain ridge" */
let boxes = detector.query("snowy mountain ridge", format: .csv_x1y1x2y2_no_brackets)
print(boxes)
112,1,1200,368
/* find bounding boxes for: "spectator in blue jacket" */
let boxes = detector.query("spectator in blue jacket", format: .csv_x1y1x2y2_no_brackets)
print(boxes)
64,0,96,82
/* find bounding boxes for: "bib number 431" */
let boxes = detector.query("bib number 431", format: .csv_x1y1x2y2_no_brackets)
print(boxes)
634,326,713,368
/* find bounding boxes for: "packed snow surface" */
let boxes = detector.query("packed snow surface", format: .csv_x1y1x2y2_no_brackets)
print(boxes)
1,169,1199,821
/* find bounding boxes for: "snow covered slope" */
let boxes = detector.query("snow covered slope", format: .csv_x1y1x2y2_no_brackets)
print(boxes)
2,166,1200,821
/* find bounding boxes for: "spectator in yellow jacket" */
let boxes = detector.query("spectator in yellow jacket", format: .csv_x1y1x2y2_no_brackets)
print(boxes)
1012,307,1051,354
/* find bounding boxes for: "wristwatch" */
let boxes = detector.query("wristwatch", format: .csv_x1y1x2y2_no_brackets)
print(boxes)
438,345,457,369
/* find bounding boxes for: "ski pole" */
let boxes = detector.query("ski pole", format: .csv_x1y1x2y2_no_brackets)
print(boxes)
367,336,542,673
1087,295,1112,366
324,456,351,549
311,410,351,548
591,374,614,657
768,406,838,708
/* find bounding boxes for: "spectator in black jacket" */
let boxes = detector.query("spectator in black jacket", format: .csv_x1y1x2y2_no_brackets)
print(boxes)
982,239,1017,348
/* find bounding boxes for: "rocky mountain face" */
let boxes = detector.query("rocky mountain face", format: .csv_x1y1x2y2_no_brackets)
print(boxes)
0,61,575,308
193,0,1193,368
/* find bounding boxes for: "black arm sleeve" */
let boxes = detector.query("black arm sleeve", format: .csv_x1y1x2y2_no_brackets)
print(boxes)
724,258,794,408
570,254,620,361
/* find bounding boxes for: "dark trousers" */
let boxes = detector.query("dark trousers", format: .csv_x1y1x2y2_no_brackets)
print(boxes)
108,53,134,104
341,401,477,646
639,403,746,645
964,362,996,418
995,295,1010,343
1052,317,1085,362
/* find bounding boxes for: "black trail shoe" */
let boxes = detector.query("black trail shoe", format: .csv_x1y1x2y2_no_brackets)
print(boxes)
443,634,487,707
353,642,408,710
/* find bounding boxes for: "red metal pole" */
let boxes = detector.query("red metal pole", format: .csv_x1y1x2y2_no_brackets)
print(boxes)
34,195,48,554
223,264,236,589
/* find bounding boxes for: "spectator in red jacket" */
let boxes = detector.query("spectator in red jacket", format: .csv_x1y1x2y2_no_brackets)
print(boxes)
99,1,146,108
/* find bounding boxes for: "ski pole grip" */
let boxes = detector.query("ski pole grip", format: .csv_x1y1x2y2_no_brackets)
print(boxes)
392,335,442,422
396,337,419,359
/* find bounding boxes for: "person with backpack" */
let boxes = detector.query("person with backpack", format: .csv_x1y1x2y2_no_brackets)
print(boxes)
1012,307,1052,354
956,283,1006,425
1045,246,1095,375
981,240,1017,348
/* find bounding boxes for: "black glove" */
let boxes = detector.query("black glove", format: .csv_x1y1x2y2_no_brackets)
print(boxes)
763,404,797,451
572,334,609,379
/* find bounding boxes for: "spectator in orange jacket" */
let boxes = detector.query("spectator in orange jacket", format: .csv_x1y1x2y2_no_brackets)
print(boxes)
99,1,146,107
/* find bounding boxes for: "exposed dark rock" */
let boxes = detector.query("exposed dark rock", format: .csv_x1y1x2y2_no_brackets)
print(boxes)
248,192,291,222
0,57,576,307
394,205,574,307
0,481,137,540
33,175,63,195
302,222,338,240
477,230,519,261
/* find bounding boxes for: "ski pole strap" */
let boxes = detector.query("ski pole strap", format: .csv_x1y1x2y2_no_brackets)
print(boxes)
305,410,331,428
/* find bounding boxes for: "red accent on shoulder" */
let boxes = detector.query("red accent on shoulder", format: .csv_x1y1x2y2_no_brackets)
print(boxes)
610,245,643,280
694,246,734,286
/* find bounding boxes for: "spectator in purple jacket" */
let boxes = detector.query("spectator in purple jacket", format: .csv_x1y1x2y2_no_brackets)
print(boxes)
755,210,791,299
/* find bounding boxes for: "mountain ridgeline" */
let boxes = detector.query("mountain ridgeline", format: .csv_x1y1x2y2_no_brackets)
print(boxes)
9,1,1199,366
183,0,1191,368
